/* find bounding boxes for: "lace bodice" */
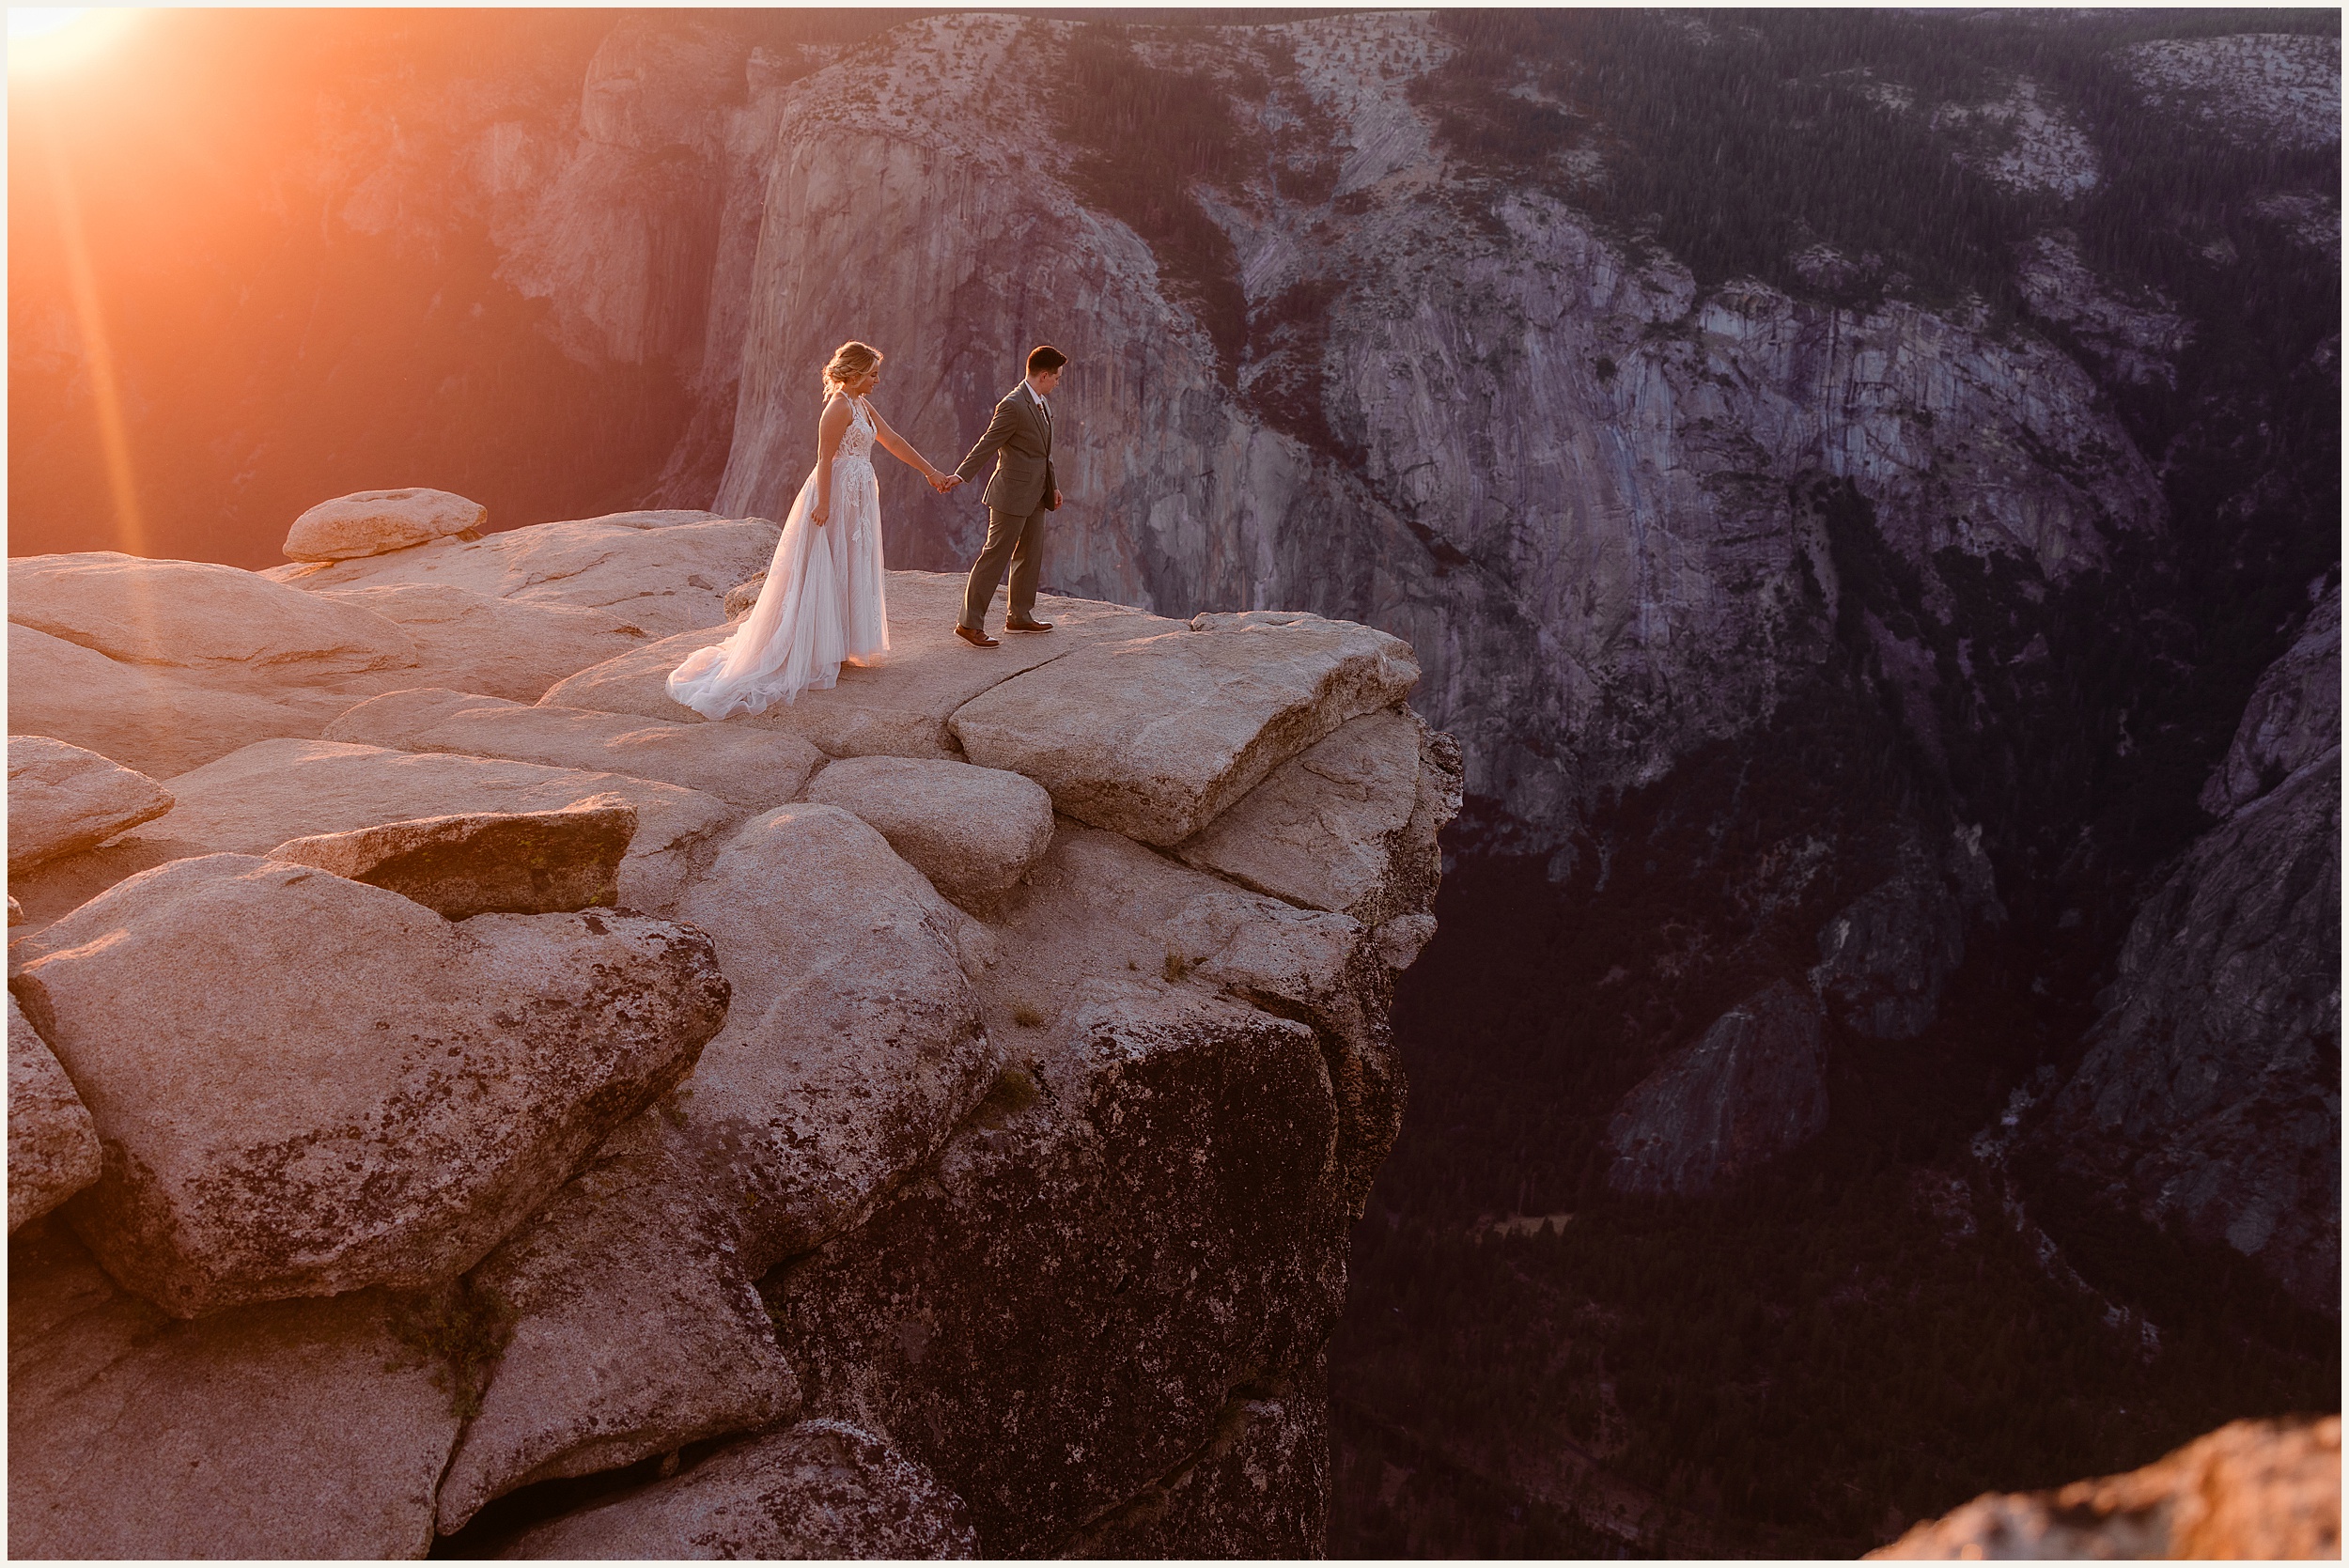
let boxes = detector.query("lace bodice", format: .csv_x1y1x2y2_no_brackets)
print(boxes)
835,396,876,465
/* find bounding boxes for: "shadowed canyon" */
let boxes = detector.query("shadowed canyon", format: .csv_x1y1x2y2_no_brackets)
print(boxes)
8,8,2340,1557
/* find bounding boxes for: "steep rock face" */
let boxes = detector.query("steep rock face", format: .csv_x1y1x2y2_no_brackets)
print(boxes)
708,11,2161,845
1603,980,1831,1197
2030,749,2341,1310
2201,581,2340,816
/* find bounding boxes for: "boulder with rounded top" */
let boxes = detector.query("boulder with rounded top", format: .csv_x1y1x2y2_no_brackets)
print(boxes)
8,736,175,875
283,487,486,562
9,854,730,1315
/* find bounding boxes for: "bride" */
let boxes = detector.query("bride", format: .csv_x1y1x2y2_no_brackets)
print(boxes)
668,341,962,718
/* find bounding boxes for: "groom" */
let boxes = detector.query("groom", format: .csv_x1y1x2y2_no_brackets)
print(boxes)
952,344,1067,647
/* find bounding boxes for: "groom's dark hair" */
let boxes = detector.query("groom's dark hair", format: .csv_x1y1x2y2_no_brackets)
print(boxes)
1027,344,1068,375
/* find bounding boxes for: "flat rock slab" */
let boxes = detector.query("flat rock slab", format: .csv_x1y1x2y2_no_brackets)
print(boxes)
807,754,1055,914
10,551,420,675
1174,706,1427,921
8,994,101,1234
117,737,739,913
318,582,651,703
8,735,175,875
10,855,730,1315
8,623,329,781
267,517,782,639
539,571,1174,758
325,688,823,812
268,798,638,919
285,487,485,562
950,610,1421,846
1605,980,1829,1198
501,1420,981,1560
441,804,997,1526
8,1219,462,1559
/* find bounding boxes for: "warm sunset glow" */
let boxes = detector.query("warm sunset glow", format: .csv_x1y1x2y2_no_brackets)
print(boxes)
8,8,143,74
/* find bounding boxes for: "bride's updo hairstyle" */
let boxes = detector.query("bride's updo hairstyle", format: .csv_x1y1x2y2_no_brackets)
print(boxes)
822,341,883,393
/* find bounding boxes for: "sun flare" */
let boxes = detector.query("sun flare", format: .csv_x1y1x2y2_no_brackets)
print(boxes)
8,7,143,75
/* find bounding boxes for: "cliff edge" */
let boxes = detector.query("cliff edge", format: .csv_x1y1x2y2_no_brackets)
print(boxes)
5,497,1462,1557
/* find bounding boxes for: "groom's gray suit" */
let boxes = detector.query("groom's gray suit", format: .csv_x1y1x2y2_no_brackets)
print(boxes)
954,381,1057,631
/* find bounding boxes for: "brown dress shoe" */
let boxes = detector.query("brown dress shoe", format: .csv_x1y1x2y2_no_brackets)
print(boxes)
955,624,1000,648
1003,617,1054,632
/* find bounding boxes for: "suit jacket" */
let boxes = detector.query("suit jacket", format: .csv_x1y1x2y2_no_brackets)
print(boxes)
955,382,1056,516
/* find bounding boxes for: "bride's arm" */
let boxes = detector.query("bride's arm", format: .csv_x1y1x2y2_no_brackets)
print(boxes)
812,395,852,524
865,405,957,489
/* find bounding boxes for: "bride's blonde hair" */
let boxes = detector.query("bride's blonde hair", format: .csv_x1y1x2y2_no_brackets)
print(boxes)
822,341,883,394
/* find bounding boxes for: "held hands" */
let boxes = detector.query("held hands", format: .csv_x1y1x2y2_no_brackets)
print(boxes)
928,472,965,495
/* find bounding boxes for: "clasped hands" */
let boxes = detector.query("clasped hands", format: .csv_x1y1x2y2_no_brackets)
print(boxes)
927,472,966,495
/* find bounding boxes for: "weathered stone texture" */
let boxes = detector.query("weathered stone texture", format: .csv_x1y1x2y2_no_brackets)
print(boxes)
500,1419,981,1560
806,753,1055,914
8,1218,464,1560
284,486,486,561
7,735,175,875
8,992,101,1233
10,856,729,1315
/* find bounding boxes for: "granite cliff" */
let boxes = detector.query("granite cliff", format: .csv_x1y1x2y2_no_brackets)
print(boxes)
8,8,2337,1554
7,497,1460,1557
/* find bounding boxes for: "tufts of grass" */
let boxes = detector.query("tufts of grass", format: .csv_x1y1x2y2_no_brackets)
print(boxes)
387,1279,515,1421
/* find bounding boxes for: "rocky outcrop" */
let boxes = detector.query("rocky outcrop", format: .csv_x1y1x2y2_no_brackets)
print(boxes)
8,994,101,1233
951,612,1421,846
1179,707,1462,929
2030,752,2340,1311
1871,1414,2340,1560
2120,33,2342,151
2201,581,2339,816
1,517,1455,1554
1604,982,1830,1197
536,571,1171,755
285,487,487,562
1809,837,1968,1041
2030,585,2341,1312
9,856,729,1315
7,736,175,874
265,799,639,919
499,1420,981,1559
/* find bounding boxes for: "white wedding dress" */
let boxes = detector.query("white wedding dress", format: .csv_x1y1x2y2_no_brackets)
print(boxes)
668,396,891,718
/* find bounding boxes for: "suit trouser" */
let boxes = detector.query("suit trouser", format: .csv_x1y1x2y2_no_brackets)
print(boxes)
960,504,1048,629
